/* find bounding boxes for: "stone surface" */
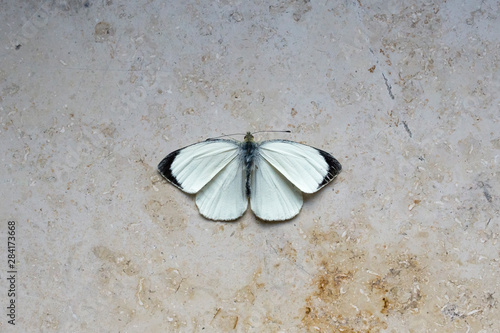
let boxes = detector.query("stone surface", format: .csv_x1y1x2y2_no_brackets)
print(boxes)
0,0,499,332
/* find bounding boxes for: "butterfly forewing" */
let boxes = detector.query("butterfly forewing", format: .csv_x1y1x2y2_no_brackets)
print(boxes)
258,140,342,193
158,140,240,193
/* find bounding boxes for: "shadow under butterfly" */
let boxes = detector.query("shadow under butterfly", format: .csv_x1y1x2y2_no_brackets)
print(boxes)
158,132,342,221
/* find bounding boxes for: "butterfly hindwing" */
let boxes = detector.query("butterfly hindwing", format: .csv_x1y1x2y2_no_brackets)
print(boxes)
258,140,342,193
196,156,247,220
158,139,240,193
250,156,303,221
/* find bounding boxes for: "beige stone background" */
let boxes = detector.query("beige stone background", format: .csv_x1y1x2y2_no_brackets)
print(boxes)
1,0,499,332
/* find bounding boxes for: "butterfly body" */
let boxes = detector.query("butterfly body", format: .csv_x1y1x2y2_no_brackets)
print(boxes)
158,132,341,221
242,132,257,196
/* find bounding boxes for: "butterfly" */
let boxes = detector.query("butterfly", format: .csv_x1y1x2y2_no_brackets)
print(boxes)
158,132,342,221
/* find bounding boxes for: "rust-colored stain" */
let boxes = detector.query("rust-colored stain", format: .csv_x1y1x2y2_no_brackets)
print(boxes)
379,48,392,66
368,255,424,314
278,240,298,262
301,227,428,332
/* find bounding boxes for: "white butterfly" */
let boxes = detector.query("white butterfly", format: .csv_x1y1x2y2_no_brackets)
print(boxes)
158,132,341,221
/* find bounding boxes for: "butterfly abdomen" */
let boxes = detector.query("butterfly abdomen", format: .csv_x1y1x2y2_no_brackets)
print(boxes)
242,140,258,197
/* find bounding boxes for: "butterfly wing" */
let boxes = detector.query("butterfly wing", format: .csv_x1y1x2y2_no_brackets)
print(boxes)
158,139,247,221
158,139,240,193
196,156,247,220
250,156,303,221
257,140,342,193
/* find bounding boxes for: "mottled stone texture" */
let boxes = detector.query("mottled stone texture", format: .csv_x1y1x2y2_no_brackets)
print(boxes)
0,0,498,331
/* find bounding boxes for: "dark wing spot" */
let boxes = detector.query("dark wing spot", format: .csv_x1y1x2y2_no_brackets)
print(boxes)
317,150,342,189
158,150,183,189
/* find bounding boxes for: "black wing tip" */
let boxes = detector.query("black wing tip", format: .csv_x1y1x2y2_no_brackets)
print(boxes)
158,150,183,189
318,150,342,189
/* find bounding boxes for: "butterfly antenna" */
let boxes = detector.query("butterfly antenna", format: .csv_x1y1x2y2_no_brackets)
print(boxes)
208,132,246,140
251,130,291,135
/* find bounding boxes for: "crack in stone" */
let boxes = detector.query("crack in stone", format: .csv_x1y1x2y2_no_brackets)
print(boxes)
382,73,395,100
